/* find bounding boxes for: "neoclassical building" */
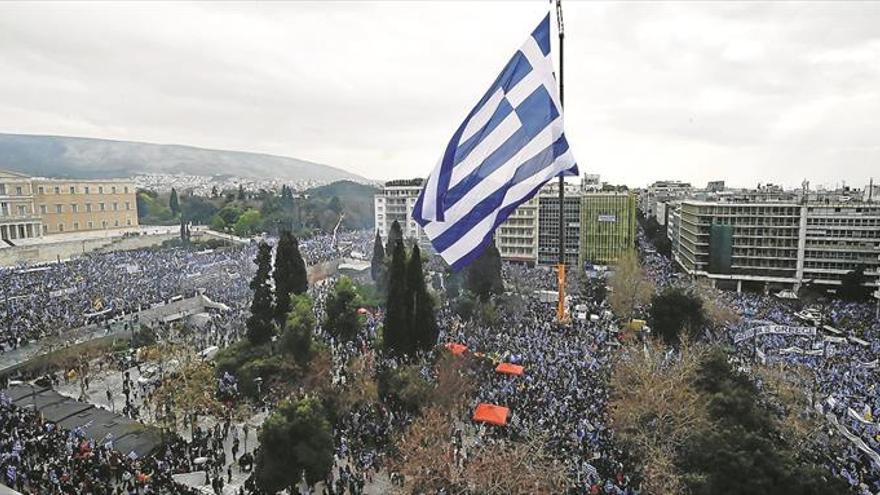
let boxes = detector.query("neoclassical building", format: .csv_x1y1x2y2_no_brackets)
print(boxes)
0,169,138,243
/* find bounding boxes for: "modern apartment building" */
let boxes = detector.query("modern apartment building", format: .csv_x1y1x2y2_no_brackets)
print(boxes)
32,178,138,235
373,179,429,247
494,197,539,265
668,200,880,292
580,192,637,266
1,170,138,242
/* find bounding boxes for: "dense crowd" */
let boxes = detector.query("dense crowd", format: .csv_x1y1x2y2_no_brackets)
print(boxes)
639,227,880,494
0,230,373,494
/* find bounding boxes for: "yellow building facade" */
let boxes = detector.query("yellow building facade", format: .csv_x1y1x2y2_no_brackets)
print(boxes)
0,170,138,241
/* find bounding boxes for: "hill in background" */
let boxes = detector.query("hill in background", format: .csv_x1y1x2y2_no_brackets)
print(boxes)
0,133,367,183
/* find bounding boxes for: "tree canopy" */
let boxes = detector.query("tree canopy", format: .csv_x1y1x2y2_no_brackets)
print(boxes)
254,397,334,492
246,242,275,345
649,288,706,345
465,241,504,301
273,231,308,322
323,276,363,343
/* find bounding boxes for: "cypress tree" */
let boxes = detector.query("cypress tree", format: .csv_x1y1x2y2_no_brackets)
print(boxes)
386,220,404,254
274,231,308,323
407,244,437,352
169,188,180,216
370,230,386,291
247,242,275,345
238,184,246,200
383,239,409,357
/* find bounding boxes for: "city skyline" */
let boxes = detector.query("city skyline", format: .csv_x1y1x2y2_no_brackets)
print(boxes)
2,2,879,189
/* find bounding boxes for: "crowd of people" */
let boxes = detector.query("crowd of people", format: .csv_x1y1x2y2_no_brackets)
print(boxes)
639,227,880,494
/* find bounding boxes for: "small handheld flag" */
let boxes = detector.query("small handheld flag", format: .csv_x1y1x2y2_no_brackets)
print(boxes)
413,13,577,270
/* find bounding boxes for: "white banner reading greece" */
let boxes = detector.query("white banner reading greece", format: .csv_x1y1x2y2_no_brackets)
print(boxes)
732,325,816,344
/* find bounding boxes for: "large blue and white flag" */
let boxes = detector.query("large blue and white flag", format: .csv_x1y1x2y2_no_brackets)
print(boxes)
413,13,577,270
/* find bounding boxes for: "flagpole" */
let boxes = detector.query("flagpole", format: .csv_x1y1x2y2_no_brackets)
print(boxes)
556,0,566,322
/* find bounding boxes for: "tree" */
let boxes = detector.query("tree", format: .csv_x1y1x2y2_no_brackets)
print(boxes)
650,288,706,345
234,208,262,237
386,220,404,253
328,195,343,214
609,250,654,323
370,230,386,289
169,187,180,216
839,265,870,302
254,397,334,492
209,215,226,232
210,185,219,198
323,276,362,343
383,238,411,356
237,184,246,200
246,242,275,345
465,241,504,301
273,231,308,323
407,244,438,352
281,294,316,365
180,195,218,224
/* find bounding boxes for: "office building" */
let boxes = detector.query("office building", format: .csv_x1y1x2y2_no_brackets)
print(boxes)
537,182,581,266
669,200,880,292
580,192,637,266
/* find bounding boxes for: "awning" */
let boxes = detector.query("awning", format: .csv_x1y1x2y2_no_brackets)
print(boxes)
473,403,509,426
495,363,524,376
444,343,468,356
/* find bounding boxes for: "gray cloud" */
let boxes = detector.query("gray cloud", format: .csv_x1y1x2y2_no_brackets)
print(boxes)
0,1,878,189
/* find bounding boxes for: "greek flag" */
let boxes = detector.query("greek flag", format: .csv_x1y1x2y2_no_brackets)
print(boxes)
413,13,577,270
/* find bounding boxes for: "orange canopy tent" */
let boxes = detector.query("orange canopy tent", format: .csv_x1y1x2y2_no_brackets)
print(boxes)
473,403,509,426
444,343,468,356
495,363,524,376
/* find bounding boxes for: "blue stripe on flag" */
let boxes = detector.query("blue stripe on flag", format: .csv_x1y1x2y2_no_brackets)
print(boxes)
443,86,558,209
431,135,570,253
532,14,551,56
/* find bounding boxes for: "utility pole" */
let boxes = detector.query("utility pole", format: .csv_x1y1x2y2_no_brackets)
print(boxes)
556,0,567,322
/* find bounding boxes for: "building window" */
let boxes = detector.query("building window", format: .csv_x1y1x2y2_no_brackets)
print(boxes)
58,223,64,232
102,220,107,229
86,203,92,212
114,220,119,227
99,203,105,211
0,184,5,195
42,225,47,235
40,204,47,214
88,221,93,229
69,186,75,194
54,186,60,194
73,222,79,230
125,202,131,210
84,186,90,194
124,186,129,194
126,218,131,226
17,205,26,216
112,186,117,194
15,186,22,195
71,204,78,213
38,186,44,194
55,204,63,213
99,186,104,194
113,202,118,211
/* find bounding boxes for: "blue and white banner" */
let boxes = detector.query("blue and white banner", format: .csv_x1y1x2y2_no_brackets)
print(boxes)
413,13,577,270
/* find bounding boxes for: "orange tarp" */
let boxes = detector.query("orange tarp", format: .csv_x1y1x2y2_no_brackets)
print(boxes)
495,363,524,376
473,403,509,426
445,343,468,355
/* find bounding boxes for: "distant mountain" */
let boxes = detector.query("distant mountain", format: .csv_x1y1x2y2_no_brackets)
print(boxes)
0,133,368,182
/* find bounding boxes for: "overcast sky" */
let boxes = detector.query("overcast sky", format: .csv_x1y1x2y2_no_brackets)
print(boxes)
1,1,878,188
